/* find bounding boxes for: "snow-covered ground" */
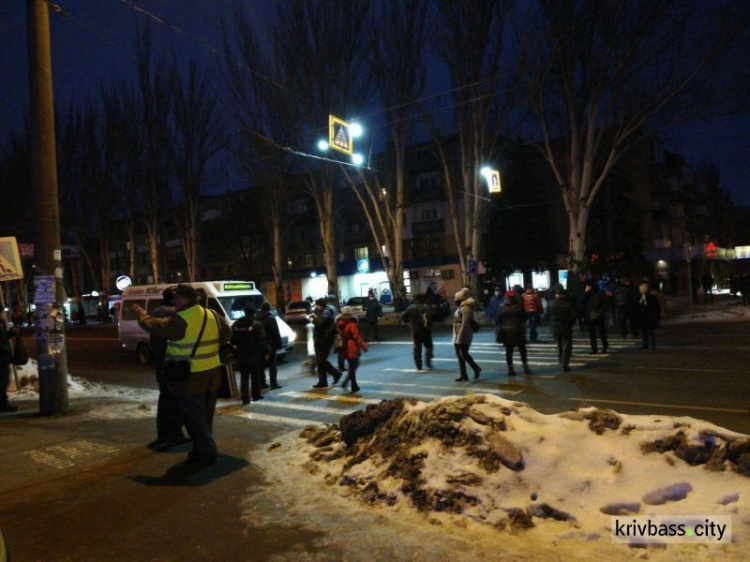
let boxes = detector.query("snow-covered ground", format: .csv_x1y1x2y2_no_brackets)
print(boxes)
9,360,158,419
663,302,750,325
255,394,749,561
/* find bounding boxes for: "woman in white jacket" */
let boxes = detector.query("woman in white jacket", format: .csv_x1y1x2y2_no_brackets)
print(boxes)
452,288,482,381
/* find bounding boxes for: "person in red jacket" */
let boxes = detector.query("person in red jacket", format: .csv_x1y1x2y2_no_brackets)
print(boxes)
336,306,368,393
522,285,543,342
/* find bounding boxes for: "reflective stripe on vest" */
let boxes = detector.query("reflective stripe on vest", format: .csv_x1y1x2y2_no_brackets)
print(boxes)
165,306,221,372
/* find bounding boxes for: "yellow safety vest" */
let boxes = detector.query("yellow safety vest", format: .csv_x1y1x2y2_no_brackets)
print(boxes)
165,305,221,373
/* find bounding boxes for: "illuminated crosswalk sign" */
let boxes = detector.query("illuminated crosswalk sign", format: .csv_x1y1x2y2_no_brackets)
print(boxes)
329,115,354,155
487,170,501,194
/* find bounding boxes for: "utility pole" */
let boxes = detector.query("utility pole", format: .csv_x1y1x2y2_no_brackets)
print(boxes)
28,0,69,415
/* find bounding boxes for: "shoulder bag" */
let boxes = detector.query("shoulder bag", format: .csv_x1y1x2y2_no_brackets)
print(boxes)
162,309,208,383
212,311,239,399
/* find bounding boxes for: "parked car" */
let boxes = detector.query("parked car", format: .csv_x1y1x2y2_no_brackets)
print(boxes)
284,300,313,324
345,296,368,319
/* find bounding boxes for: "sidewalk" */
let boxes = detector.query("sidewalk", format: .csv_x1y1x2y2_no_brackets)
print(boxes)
0,395,296,561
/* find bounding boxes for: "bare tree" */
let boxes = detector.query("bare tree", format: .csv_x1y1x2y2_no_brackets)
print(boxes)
339,0,429,300
134,27,172,283
222,10,296,308
431,0,516,293
518,0,750,286
169,59,227,281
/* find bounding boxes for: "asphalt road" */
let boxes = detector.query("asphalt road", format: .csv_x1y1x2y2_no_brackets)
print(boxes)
21,314,750,434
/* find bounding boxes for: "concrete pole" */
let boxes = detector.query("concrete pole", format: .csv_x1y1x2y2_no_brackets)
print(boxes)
27,0,69,415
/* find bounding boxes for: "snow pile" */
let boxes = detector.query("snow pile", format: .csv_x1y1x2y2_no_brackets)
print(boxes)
664,299,750,325
293,394,749,556
9,360,158,419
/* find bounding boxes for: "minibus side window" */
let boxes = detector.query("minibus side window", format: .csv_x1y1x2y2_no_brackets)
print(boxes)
121,299,146,321
206,297,225,318
146,299,164,314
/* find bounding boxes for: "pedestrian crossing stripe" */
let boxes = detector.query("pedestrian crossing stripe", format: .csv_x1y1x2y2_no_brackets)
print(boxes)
429,357,591,367
363,379,523,395
233,410,317,427
278,391,381,405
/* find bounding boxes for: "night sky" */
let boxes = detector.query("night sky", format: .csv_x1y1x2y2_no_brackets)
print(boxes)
1,1,749,206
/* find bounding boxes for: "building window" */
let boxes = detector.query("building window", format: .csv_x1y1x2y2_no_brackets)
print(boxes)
420,208,438,221
355,246,368,260
403,271,411,295
302,254,313,267
441,269,454,280
423,268,440,278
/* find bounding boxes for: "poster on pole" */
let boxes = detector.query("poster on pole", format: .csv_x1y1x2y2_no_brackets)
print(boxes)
0,237,24,281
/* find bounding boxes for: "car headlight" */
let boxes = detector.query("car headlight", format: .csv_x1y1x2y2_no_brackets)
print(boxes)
288,330,297,343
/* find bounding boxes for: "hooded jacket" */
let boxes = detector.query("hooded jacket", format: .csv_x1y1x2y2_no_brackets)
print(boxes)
453,297,477,345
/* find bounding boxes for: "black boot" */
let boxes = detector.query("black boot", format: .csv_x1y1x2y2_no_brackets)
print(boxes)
507,365,516,377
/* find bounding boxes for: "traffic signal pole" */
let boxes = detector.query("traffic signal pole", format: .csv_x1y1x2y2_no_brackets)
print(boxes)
27,0,69,415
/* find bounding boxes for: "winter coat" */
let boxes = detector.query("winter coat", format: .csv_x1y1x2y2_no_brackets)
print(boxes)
336,314,368,359
522,290,543,314
364,298,382,321
548,295,576,336
148,304,176,367
582,288,607,321
257,310,282,351
0,325,12,365
634,293,661,330
615,283,636,309
231,316,269,368
452,297,477,345
312,306,337,345
485,294,504,321
401,303,432,334
497,298,527,347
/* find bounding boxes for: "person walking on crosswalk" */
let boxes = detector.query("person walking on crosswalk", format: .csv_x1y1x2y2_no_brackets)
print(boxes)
548,287,576,372
336,306,368,393
401,294,434,371
496,290,531,376
453,288,481,381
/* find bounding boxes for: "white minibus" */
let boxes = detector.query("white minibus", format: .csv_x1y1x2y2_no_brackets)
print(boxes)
119,280,296,364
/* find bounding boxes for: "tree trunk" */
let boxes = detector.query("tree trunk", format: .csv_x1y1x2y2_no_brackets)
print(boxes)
128,218,136,279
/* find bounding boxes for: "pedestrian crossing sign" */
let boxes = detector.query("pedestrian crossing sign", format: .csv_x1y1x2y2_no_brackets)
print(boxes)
329,115,354,155
487,170,501,194
0,237,23,281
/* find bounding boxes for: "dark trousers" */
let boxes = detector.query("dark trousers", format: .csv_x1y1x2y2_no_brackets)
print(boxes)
554,334,572,369
340,357,360,390
315,342,341,385
454,344,480,378
156,378,185,442
588,318,608,352
616,307,631,338
504,343,528,366
641,328,656,349
412,330,433,369
266,352,279,387
528,313,540,342
0,362,10,405
363,320,379,341
239,364,264,402
175,390,218,460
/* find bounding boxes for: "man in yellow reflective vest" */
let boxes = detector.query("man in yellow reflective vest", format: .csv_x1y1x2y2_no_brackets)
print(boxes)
133,284,232,465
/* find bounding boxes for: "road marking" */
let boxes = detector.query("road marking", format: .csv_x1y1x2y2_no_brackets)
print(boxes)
359,379,524,396
568,397,748,414
278,391,381,404
244,400,354,415
633,366,740,373
232,410,317,427
430,357,592,367
24,439,121,470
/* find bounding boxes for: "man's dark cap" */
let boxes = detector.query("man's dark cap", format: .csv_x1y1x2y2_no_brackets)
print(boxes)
174,284,199,299
315,298,327,307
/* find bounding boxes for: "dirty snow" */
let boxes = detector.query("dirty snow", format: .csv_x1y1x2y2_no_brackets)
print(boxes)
255,394,749,561
8,360,158,419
